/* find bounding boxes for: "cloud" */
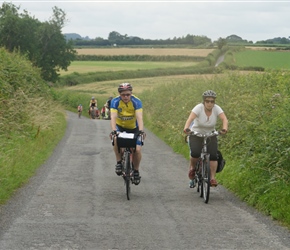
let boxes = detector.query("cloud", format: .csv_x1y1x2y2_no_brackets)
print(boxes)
12,1,290,42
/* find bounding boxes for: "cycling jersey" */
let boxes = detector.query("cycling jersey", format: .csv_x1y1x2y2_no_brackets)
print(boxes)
110,95,142,129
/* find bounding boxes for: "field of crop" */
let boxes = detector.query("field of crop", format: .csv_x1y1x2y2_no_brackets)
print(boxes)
234,50,290,69
60,61,198,75
75,48,214,56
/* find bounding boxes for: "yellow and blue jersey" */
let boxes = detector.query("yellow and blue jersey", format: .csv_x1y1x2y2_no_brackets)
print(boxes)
110,95,143,129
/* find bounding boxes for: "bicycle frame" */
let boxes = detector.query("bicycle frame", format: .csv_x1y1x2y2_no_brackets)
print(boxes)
121,147,134,200
113,132,144,200
189,130,219,203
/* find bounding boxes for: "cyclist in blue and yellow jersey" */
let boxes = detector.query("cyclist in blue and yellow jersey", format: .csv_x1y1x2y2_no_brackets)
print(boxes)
109,83,145,184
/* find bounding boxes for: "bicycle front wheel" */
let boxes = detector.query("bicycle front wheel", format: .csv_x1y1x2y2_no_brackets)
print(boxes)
124,151,131,200
201,154,211,203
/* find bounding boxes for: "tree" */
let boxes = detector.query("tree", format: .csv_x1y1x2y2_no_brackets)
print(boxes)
0,3,76,82
216,37,227,49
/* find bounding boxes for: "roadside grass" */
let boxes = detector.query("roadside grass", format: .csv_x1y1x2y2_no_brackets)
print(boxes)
0,48,67,204
0,96,66,204
60,61,198,76
0,111,66,203
234,50,290,70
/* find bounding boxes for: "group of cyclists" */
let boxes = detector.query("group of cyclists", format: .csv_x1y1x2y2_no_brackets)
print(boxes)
78,82,228,188
77,96,112,119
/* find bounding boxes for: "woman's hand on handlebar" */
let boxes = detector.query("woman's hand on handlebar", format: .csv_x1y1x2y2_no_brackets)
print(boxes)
219,129,228,135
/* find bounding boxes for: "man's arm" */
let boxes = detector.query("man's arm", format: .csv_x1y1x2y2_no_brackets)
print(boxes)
110,110,118,131
135,110,144,131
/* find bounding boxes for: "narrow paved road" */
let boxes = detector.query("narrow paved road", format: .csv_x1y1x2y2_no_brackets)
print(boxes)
0,111,289,250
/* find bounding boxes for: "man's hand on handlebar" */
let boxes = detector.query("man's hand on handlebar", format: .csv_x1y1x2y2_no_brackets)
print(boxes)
138,130,146,139
109,130,117,140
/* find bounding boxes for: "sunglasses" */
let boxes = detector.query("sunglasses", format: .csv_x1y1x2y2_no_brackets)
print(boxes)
205,100,215,104
120,93,131,97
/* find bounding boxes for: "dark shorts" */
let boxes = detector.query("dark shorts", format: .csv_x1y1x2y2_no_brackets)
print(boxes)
116,125,142,147
188,135,218,161
116,125,139,134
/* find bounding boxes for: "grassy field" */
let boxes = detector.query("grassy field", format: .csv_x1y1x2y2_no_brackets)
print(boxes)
234,50,290,69
60,61,199,75
75,48,214,56
64,74,217,100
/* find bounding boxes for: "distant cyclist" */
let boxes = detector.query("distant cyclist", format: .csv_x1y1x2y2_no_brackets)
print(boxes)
106,96,113,119
77,104,83,118
89,97,98,119
183,90,228,188
109,83,145,184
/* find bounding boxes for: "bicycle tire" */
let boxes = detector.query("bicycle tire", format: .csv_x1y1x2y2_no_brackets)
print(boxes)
124,150,131,200
202,154,211,203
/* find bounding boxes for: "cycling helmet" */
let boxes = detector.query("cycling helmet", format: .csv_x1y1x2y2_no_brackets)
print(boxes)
202,90,217,99
118,83,133,93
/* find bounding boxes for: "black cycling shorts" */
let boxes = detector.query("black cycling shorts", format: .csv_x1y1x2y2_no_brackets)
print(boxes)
188,135,218,161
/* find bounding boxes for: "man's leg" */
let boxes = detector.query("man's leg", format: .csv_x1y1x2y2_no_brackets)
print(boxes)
132,145,142,171
113,136,122,175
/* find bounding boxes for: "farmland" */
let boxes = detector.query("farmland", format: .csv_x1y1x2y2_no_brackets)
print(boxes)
60,61,199,75
234,50,290,70
75,48,214,56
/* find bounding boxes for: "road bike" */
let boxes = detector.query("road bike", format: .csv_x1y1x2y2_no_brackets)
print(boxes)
187,130,220,204
114,132,143,200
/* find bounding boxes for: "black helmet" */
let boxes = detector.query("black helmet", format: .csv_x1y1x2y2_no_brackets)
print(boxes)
202,90,217,99
118,83,133,93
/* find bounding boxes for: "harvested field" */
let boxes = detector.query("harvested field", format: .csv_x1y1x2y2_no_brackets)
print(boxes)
75,48,214,57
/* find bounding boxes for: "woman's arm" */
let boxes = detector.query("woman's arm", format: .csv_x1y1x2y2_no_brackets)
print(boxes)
184,112,196,131
219,112,228,133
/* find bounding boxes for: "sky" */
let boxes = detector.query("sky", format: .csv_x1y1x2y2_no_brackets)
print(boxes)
5,0,290,43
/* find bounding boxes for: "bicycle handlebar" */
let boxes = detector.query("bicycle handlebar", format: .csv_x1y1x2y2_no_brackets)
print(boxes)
189,130,220,138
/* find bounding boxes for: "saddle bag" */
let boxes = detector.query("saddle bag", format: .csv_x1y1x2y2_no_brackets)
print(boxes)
216,150,226,173
117,132,137,148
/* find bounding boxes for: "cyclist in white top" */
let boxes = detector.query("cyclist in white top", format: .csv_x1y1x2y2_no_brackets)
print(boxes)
183,90,228,188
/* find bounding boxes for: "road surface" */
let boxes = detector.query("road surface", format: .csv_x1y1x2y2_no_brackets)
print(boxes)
0,111,289,250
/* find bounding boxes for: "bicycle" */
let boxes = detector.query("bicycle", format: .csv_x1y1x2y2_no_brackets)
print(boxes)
187,130,220,204
114,132,143,200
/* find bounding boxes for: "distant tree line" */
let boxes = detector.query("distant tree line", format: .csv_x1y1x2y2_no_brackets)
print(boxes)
67,31,213,47
256,37,290,44
66,32,290,47
0,2,76,82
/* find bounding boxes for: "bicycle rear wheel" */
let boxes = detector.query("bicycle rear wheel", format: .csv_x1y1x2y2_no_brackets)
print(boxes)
124,151,131,200
195,159,202,195
201,154,211,203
